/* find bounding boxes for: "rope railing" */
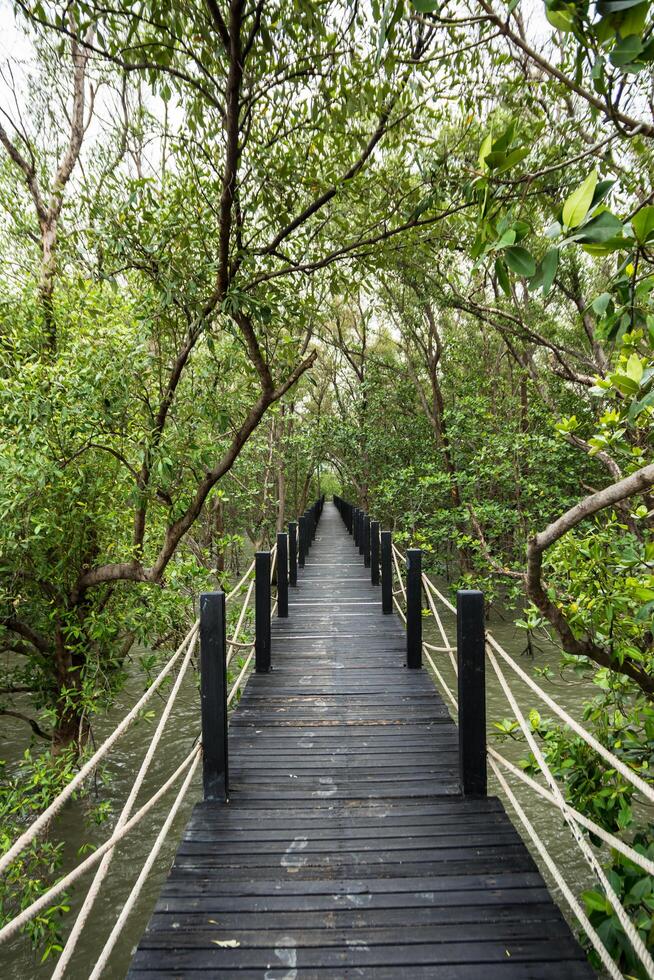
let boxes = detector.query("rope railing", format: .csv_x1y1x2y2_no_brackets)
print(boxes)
0,621,200,878
0,498,329,976
414,553,654,978
331,497,654,980
0,744,202,945
485,631,654,803
0,566,253,954
226,577,255,669
51,630,200,978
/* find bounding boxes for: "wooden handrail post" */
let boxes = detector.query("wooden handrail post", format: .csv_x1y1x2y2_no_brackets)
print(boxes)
353,507,359,547
381,531,392,614
370,520,380,585
457,589,487,796
200,591,228,801
288,521,298,586
255,551,271,672
277,532,288,618
298,515,307,568
363,515,371,568
358,511,365,556
406,548,422,668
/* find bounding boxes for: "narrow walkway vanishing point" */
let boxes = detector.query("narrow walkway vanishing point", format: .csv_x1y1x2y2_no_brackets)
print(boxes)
128,502,594,978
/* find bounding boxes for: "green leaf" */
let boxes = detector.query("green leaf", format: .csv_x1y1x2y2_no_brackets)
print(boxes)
610,34,644,68
589,179,615,211
495,257,511,297
541,247,559,296
582,889,610,914
598,0,648,11
562,171,598,229
545,6,575,30
592,293,612,316
495,146,530,174
626,877,652,904
582,235,630,256
626,353,644,383
632,205,654,243
636,600,654,622
491,120,516,154
574,211,624,244
629,388,654,421
504,246,536,278
478,132,492,171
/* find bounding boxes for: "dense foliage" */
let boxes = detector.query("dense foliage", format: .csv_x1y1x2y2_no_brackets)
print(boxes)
0,0,653,972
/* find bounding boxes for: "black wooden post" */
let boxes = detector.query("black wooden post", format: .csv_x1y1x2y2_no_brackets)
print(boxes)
298,515,307,568
255,551,271,672
406,548,422,668
353,508,359,547
381,531,392,614
457,590,487,796
358,511,365,556
277,532,288,618
363,515,371,568
288,521,298,586
200,591,228,801
370,520,380,585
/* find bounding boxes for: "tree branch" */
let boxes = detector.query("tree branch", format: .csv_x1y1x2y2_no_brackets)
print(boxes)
526,464,654,696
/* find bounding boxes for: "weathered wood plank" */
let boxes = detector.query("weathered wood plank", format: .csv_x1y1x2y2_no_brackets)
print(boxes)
128,502,594,979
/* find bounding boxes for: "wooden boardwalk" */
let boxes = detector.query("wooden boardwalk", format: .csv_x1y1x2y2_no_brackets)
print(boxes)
128,502,594,978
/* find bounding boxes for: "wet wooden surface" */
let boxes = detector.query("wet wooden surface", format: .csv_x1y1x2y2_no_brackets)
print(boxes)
128,502,594,978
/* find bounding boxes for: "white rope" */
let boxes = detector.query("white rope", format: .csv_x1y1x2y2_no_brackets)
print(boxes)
489,748,654,877
423,582,454,651
51,634,198,978
419,578,653,799
420,639,654,875
424,586,459,675
488,756,623,980
415,585,651,973
422,646,458,709
486,633,654,803
423,641,456,653
226,578,254,669
0,622,199,877
225,559,255,602
391,542,407,565
88,749,201,980
0,745,200,944
392,594,407,623
422,575,457,614
488,648,654,978
392,550,407,602
228,649,254,706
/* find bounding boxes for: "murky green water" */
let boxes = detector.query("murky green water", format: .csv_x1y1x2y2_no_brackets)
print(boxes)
2,584,602,978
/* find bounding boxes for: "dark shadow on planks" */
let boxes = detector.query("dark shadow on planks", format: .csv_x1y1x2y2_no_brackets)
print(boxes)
128,501,595,979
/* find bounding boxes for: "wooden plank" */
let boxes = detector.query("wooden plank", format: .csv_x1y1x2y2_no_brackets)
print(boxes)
127,501,595,979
